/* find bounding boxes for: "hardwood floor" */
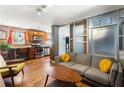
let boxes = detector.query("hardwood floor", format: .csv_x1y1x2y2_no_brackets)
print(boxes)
3,57,90,87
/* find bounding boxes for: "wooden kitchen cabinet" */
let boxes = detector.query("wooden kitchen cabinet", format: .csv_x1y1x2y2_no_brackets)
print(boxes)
27,29,48,42
27,31,34,42
28,47,36,59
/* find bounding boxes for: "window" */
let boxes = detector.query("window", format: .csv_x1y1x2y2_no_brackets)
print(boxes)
73,25,84,54
59,25,70,55
119,17,124,60
92,26,116,57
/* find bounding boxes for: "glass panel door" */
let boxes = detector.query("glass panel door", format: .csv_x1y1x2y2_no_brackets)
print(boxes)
59,25,70,55
119,17,124,60
92,26,116,57
73,25,84,54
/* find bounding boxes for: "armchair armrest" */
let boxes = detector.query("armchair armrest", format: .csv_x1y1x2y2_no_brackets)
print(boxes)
7,65,17,76
0,65,17,69
114,62,123,87
109,63,118,86
0,65,17,77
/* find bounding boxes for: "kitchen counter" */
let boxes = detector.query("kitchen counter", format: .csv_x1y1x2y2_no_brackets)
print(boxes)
10,44,51,49
10,45,32,49
40,45,51,48
4,44,51,61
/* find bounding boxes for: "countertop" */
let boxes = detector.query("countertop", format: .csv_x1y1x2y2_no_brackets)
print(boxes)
10,44,51,49
10,45,32,49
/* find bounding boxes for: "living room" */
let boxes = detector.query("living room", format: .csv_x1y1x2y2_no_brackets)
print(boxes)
0,2,124,91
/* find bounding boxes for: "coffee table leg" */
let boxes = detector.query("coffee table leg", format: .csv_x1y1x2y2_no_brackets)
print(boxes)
44,74,49,87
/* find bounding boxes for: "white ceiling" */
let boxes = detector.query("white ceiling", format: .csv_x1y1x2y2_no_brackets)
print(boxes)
0,5,124,32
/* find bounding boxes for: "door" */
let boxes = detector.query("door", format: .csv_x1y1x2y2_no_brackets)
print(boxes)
59,25,70,55
73,25,84,54
92,26,116,58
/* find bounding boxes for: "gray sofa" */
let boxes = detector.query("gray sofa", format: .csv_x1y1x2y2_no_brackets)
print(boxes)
55,53,123,87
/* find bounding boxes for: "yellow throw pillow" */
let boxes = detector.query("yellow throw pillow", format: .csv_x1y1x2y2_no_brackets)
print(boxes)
99,59,112,73
61,53,70,62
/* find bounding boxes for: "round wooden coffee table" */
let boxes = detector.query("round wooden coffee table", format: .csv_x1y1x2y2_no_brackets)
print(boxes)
44,65,82,87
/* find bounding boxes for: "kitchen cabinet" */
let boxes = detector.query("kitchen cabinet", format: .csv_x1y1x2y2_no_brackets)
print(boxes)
27,30,34,42
27,29,48,42
28,47,36,59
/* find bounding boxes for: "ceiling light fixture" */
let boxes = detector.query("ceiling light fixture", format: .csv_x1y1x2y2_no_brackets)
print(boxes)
37,8,41,15
37,5,48,15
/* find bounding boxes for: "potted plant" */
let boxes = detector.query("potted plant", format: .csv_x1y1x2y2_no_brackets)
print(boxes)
0,43,11,55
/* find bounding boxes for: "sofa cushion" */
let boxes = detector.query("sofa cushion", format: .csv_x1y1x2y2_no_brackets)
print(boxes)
59,62,75,68
85,67,109,86
75,54,92,66
70,64,90,76
91,55,115,69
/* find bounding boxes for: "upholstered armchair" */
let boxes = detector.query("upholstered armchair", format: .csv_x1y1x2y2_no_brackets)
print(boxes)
0,55,26,87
